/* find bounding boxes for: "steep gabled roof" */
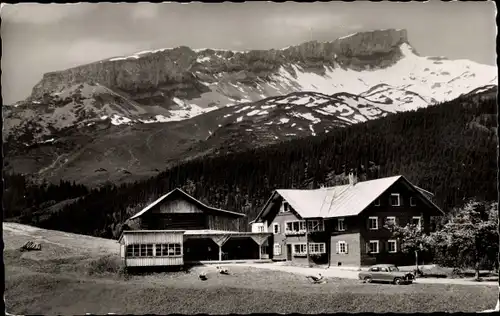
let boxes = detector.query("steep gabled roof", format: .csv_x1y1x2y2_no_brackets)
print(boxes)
252,175,443,222
129,188,245,220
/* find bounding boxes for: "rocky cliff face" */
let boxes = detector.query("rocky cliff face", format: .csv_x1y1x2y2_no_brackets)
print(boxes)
3,26,497,187
29,29,410,107
6,28,497,144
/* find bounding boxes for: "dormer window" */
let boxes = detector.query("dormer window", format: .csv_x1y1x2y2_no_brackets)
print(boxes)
374,198,380,206
280,201,290,213
410,197,416,207
390,193,401,206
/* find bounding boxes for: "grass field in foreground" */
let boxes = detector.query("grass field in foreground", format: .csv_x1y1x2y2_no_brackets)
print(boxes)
3,223,498,314
5,252,498,315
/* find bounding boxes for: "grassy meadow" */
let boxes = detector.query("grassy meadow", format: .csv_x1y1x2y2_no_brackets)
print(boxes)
4,223,498,314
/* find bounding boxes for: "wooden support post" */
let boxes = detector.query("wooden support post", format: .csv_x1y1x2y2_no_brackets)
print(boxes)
250,234,270,261
306,219,310,267
211,235,230,262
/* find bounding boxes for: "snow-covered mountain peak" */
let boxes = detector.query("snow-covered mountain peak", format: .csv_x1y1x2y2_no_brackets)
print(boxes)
7,30,496,143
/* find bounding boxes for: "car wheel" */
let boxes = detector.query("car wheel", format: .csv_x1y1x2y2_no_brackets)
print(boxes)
364,276,372,283
394,277,402,285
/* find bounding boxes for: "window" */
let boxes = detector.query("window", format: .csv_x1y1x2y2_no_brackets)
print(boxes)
337,241,348,254
368,240,379,254
374,198,381,206
140,244,148,257
285,221,306,234
146,244,154,256
369,266,380,272
410,197,416,207
155,243,182,256
307,219,324,232
273,244,282,256
272,223,280,234
380,267,389,272
368,217,379,230
388,240,397,253
280,202,290,213
337,218,346,231
412,216,422,230
257,225,264,232
126,244,157,257
390,193,401,206
293,244,307,255
385,216,396,226
309,243,326,254
126,244,137,257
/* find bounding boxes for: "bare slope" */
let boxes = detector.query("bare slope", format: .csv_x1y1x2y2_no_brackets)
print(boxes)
4,85,497,187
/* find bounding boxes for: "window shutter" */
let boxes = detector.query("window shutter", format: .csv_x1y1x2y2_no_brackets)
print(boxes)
366,242,370,254
345,244,349,254
336,242,339,254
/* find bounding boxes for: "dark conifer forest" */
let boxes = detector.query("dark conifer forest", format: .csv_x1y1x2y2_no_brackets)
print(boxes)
3,92,498,239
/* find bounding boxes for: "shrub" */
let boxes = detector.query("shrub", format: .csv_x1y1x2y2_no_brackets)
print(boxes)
86,255,123,276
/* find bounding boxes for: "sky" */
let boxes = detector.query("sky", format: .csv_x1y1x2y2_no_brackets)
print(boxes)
1,1,497,104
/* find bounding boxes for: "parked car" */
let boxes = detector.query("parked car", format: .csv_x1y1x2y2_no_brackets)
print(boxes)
358,264,414,285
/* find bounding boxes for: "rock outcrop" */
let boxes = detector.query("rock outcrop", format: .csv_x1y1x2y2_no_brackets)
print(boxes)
29,29,411,107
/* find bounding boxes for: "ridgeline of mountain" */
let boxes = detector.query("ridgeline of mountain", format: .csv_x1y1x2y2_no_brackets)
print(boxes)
5,28,496,142
29,29,410,102
3,28,497,187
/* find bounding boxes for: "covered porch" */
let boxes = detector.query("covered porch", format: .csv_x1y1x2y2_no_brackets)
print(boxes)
183,230,272,264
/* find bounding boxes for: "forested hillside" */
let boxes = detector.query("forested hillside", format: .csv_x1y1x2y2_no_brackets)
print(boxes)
4,92,497,239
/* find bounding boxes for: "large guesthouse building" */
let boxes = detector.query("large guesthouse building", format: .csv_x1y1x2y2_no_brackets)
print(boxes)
250,175,444,267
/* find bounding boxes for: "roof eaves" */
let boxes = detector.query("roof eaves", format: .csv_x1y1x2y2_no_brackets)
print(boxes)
414,185,435,197
252,190,279,223
129,188,245,220
129,192,172,220
399,176,444,215
172,188,246,217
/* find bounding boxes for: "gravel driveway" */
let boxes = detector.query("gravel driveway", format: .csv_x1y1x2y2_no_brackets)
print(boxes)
223,262,498,286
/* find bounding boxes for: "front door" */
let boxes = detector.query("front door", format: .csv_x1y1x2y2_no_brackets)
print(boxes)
286,244,292,261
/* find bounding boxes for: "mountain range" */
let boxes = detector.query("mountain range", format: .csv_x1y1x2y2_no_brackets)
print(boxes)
3,28,497,186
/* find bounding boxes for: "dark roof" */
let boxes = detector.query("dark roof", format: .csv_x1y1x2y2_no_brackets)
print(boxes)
129,188,245,220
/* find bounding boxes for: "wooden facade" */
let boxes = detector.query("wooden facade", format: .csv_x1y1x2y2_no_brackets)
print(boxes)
120,188,271,267
119,230,185,267
119,230,272,266
136,190,244,232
